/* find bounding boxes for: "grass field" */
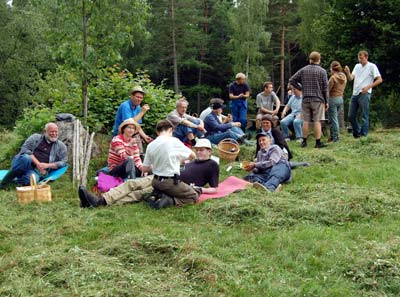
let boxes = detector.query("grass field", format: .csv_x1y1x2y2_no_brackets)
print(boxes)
1,129,400,296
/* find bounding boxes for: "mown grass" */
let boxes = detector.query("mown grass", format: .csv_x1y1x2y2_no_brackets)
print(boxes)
1,128,400,296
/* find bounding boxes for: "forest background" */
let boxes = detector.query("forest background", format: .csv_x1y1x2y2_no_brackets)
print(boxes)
1,0,399,136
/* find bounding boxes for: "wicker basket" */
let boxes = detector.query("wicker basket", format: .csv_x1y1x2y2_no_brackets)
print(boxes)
16,174,51,204
218,138,240,161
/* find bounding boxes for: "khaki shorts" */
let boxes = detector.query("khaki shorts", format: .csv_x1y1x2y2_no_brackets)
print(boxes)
302,101,325,122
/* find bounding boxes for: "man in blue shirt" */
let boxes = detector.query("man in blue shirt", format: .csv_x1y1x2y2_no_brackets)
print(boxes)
229,73,250,132
112,86,152,144
280,84,303,142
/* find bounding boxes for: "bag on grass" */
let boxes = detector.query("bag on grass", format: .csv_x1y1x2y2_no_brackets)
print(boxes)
97,172,123,192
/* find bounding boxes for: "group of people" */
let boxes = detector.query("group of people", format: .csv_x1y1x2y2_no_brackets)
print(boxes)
0,50,382,209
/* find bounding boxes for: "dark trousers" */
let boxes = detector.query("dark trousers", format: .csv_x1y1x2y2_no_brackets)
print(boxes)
109,158,140,179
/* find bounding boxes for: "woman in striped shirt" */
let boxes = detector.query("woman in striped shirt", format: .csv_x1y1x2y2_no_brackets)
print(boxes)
108,119,143,179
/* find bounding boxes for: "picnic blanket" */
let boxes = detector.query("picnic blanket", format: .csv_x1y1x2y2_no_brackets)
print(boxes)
197,176,251,203
0,166,68,183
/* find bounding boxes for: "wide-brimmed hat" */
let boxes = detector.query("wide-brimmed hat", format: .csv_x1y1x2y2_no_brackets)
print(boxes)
130,85,145,95
118,119,140,135
193,138,212,149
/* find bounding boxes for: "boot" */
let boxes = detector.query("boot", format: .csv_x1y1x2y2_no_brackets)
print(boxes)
78,186,107,208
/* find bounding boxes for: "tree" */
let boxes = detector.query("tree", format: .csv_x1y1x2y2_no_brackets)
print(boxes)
228,0,271,90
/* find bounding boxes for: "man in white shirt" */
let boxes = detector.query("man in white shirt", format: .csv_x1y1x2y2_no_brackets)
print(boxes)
344,50,382,138
142,119,201,208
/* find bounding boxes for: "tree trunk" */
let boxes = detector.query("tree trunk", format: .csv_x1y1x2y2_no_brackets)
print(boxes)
197,1,209,114
280,1,286,103
170,0,180,94
82,0,88,120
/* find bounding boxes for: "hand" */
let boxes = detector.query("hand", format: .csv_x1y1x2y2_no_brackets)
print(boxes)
281,112,286,118
143,135,153,143
226,114,233,122
361,86,369,94
142,104,150,112
197,126,207,133
325,103,329,110
272,110,279,116
244,162,256,171
344,65,350,74
141,171,148,177
237,93,244,99
233,122,241,127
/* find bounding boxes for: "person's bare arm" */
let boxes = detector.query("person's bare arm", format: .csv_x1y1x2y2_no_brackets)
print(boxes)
361,76,383,94
201,187,217,194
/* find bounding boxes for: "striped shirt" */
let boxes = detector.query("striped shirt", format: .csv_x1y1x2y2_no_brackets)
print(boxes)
107,134,142,171
289,64,328,103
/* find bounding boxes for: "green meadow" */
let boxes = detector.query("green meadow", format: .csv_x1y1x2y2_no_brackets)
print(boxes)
1,129,400,296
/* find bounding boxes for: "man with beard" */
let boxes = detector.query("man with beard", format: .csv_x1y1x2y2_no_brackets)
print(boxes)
0,123,68,188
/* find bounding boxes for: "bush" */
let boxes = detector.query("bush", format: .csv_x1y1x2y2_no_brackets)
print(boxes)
35,66,177,134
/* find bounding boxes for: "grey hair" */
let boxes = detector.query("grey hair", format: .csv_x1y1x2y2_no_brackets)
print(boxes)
44,122,58,131
176,98,189,107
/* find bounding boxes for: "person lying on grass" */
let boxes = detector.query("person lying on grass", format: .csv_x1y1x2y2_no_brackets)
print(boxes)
244,132,291,192
79,123,219,209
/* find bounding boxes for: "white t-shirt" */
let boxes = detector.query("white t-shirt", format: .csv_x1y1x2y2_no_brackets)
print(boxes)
143,135,192,177
351,62,381,95
200,107,225,123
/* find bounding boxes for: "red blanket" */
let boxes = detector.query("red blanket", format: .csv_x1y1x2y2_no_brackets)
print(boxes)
197,176,251,203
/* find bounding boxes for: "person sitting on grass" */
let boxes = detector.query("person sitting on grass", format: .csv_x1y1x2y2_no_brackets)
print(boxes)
0,122,67,188
179,138,219,194
107,119,144,179
204,102,245,145
244,132,291,192
280,83,304,142
141,119,201,209
167,98,206,147
77,138,219,208
256,114,292,160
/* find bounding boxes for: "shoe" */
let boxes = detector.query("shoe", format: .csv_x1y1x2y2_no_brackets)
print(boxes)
153,194,175,209
301,141,307,148
284,138,291,142
315,142,327,148
275,184,283,192
78,186,106,207
252,182,268,191
78,186,90,208
296,139,302,143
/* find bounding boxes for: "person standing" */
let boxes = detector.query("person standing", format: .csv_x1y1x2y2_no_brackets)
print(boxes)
255,81,280,129
229,73,250,132
280,84,303,142
289,51,328,148
328,61,347,142
344,50,382,138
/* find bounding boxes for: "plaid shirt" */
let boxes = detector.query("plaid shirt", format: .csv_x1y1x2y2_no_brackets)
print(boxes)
289,64,328,103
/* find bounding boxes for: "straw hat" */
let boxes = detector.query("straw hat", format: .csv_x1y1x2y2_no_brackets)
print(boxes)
118,119,140,135
130,85,145,95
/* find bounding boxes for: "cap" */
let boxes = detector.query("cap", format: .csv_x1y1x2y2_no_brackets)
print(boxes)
256,132,270,140
212,102,225,110
209,98,224,105
193,138,212,149
118,119,141,135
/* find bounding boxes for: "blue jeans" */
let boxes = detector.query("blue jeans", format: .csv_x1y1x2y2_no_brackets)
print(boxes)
244,161,291,191
280,114,303,139
206,127,244,144
230,104,247,133
349,93,371,137
173,119,203,143
328,97,344,140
